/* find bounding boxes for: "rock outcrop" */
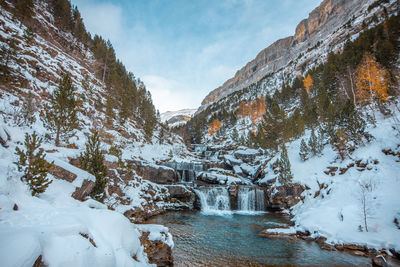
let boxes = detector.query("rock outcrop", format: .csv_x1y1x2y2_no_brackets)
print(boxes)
200,0,373,108
139,231,173,267
131,163,177,184
266,183,306,210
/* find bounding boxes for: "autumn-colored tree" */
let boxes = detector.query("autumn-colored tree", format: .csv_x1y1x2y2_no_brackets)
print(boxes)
208,119,222,136
355,53,390,115
303,74,313,93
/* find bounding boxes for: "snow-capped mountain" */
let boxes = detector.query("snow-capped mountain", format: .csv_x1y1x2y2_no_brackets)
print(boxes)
161,108,197,127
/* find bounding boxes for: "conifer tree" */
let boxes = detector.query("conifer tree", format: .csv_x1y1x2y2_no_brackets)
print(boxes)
299,139,310,161
308,128,318,156
15,132,53,196
79,131,107,202
43,74,78,146
278,144,293,186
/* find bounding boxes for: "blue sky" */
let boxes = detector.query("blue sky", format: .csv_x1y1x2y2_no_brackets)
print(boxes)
70,0,318,112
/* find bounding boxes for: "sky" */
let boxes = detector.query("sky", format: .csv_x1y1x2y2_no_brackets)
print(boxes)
70,0,318,113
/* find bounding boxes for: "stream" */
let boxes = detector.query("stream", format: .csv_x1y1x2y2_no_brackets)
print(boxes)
146,211,370,266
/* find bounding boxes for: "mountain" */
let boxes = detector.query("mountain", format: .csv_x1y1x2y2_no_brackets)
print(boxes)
161,108,197,128
199,0,397,111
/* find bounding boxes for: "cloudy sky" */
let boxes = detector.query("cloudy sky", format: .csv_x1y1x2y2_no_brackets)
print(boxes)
70,0,318,113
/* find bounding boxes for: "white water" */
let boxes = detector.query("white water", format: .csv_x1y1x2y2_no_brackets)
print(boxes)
196,186,265,215
195,187,231,215
238,187,265,213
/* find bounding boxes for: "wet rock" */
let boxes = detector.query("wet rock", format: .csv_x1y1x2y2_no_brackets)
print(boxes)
49,165,77,182
389,248,400,260
139,232,173,267
165,185,199,210
71,179,95,201
372,256,388,267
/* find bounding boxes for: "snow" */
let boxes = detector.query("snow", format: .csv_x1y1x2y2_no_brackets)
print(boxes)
136,224,174,248
267,110,400,251
160,109,197,123
0,5,174,266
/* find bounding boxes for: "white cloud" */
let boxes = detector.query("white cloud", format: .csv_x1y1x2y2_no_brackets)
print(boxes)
142,75,198,113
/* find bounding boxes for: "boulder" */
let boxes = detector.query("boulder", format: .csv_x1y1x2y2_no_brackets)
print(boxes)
372,256,388,267
165,185,198,210
71,179,95,201
266,183,306,210
133,164,177,184
139,232,173,267
234,148,261,163
49,165,77,182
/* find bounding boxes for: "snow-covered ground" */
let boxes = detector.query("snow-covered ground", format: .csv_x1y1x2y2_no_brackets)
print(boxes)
265,108,400,252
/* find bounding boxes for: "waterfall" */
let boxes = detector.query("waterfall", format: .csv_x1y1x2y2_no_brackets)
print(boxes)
195,187,231,215
237,187,265,213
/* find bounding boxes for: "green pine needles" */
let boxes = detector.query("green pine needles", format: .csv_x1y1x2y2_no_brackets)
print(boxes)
43,74,78,146
277,144,293,186
15,132,53,196
79,131,107,202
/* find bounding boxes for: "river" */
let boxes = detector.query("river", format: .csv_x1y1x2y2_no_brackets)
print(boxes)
146,211,370,266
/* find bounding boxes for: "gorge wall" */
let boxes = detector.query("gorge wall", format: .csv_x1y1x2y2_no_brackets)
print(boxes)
200,0,370,108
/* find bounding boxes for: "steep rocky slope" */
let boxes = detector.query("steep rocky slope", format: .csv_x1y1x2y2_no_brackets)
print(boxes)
200,0,398,110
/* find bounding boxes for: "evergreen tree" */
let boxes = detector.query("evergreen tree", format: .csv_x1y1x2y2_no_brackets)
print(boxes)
79,131,107,202
278,144,293,186
308,128,318,156
299,139,310,161
15,132,53,196
43,74,78,146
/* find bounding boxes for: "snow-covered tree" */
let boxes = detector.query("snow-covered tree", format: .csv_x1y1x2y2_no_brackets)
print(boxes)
278,144,293,186
299,139,309,161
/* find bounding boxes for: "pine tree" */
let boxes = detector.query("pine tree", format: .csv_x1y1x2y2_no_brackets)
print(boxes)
79,131,107,202
15,132,53,196
278,144,293,186
43,74,78,146
299,139,310,161
308,128,318,156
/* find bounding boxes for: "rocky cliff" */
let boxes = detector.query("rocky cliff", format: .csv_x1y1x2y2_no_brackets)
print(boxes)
200,0,377,108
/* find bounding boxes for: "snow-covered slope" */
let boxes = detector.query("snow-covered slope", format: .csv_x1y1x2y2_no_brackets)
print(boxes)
0,1,185,265
161,108,197,128
259,108,400,252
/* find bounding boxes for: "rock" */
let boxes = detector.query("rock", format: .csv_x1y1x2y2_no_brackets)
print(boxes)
139,232,173,267
165,185,198,210
234,148,261,163
266,183,306,210
320,243,337,251
69,157,81,168
389,248,400,260
71,179,95,201
33,255,45,267
132,164,177,184
13,203,18,211
372,256,388,267
49,165,77,182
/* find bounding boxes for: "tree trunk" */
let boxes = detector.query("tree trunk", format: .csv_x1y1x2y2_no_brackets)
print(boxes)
55,127,60,147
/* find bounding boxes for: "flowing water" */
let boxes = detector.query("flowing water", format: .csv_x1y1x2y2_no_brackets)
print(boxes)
146,211,370,266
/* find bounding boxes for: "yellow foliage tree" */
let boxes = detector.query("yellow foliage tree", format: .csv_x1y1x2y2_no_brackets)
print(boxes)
208,119,222,136
303,74,313,93
356,53,389,109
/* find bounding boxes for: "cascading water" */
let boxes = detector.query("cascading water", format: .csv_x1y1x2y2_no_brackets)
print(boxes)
237,187,265,213
195,187,231,215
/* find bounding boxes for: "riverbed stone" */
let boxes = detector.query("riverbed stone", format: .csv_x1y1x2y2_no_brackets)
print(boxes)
139,231,173,267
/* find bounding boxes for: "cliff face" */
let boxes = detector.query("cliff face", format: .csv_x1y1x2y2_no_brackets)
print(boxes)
200,0,365,107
